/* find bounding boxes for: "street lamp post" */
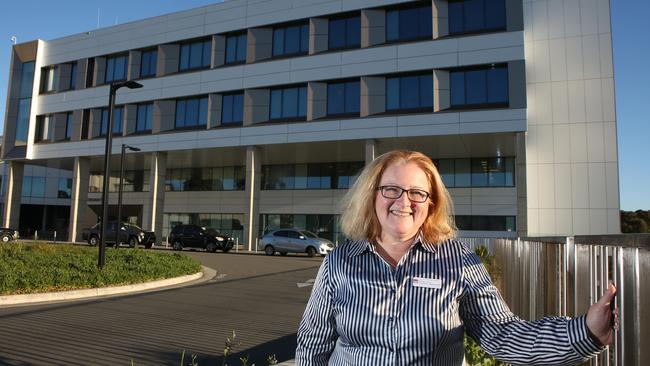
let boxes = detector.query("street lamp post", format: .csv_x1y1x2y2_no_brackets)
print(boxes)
116,144,141,248
98,80,143,269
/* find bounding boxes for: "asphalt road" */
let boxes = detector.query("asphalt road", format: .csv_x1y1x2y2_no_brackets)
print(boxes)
0,251,323,366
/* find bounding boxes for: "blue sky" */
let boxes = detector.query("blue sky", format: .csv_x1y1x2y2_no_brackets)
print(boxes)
0,1,647,211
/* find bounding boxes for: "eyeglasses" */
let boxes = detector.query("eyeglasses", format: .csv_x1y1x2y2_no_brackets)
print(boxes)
377,185,431,203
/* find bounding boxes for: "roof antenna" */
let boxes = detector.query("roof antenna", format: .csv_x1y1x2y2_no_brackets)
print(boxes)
97,8,100,29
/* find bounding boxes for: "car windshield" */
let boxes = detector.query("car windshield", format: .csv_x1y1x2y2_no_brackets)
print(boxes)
301,231,318,238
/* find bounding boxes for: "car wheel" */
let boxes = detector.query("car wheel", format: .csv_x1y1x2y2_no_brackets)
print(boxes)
306,247,316,258
88,235,99,246
206,242,217,253
264,245,275,256
128,236,138,248
1,234,11,243
172,241,183,251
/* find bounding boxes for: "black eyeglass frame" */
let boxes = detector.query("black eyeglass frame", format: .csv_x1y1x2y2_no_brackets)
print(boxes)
377,185,431,203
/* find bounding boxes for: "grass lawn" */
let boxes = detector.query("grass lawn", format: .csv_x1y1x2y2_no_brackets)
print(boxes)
0,242,202,295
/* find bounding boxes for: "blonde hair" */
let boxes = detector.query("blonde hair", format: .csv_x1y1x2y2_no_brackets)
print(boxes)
340,150,456,243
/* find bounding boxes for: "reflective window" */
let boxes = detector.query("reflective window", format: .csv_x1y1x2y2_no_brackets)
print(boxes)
105,54,128,83
221,92,244,125
262,162,363,190
327,80,360,116
89,170,150,193
69,62,77,90
386,73,433,111
19,61,35,98
35,115,53,142
434,157,514,187
40,66,56,93
273,23,309,57
329,15,360,50
225,33,247,64
179,39,212,71
450,65,508,107
164,166,244,192
22,176,45,198
140,49,158,78
136,103,153,132
175,96,208,129
386,5,432,42
270,85,307,120
65,112,74,140
58,178,72,198
455,215,515,231
100,106,124,136
449,0,506,35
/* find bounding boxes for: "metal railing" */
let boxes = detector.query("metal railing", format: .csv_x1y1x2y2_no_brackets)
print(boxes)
459,236,649,366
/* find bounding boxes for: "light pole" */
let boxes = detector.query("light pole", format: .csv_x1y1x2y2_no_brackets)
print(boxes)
116,144,141,248
98,80,143,268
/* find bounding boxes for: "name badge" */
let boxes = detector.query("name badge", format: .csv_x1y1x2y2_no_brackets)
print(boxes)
412,277,442,289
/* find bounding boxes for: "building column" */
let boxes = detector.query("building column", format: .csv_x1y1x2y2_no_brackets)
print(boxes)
433,69,450,112
128,50,142,80
212,35,226,68
361,9,386,48
124,104,137,135
244,146,261,251
243,89,270,126
3,161,24,230
365,140,377,164
361,76,386,117
516,132,528,237
68,157,90,242
307,82,327,121
432,0,449,39
143,152,166,245
208,93,223,128
247,28,273,63
309,18,328,54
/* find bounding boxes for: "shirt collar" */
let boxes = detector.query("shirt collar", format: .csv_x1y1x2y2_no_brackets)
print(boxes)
347,232,440,256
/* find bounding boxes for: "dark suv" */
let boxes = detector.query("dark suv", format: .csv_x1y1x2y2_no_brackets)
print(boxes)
81,222,156,248
168,224,234,253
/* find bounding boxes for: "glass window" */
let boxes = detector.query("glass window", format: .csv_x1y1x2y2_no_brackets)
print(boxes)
225,33,247,64
140,49,158,78
221,92,244,125
65,112,74,140
136,103,153,132
386,5,432,42
327,80,360,116
386,73,433,111
179,39,212,71
30,177,45,198
100,107,124,136
269,85,307,121
448,0,506,35
175,96,208,129
262,162,363,190
329,15,361,50
450,65,509,107
40,66,56,93
273,23,309,57
35,115,53,142
19,61,35,98
58,178,72,198
105,54,128,83
69,62,77,90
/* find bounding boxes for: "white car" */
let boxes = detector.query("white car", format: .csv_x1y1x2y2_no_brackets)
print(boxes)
260,229,334,257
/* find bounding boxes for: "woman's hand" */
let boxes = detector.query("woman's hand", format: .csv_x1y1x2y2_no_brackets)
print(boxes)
586,282,618,346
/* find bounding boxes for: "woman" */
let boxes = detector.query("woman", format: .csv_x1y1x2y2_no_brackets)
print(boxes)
296,150,615,365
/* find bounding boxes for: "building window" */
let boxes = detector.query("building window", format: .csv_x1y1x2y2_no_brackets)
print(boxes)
225,33,247,64
105,54,128,83
329,15,360,50
455,215,515,232
450,65,508,108
386,5,432,42
68,62,77,90
65,112,74,140
435,157,514,188
89,170,150,193
449,0,506,35
262,162,363,190
179,39,211,71
100,106,124,136
85,58,95,88
22,176,45,198
327,80,360,116
58,178,72,198
221,93,244,125
175,96,208,129
136,103,153,133
140,49,158,78
260,214,343,244
386,73,433,112
35,115,53,142
273,23,309,57
270,85,307,121
40,66,57,93
165,166,245,192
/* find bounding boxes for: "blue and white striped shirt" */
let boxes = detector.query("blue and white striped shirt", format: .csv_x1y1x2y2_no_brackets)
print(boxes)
296,238,602,365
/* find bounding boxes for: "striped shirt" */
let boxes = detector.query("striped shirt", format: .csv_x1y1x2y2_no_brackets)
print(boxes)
296,237,603,365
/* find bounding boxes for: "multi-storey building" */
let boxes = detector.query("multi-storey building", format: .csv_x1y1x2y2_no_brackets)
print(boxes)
1,0,619,248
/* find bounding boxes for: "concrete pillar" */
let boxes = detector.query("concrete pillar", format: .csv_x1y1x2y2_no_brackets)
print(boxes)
515,132,527,237
2,161,23,229
361,9,386,48
309,18,328,54
247,28,273,63
76,59,87,90
128,50,142,80
212,35,226,68
142,152,166,245
124,104,137,135
208,93,223,128
68,157,90,242
94,57,106,86
432,0,449,39
53,112,68,141
243,89,270,126
506,0,524,32
508,60,527,109
433,69,450,112
71,109,84,141
244,146,261,251
89,108,102,138
157,44,180,77
365,140,377,164
360,76,386,117
307,82,327,121
153,100,176,133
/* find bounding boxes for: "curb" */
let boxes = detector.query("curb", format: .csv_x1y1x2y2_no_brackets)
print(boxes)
0,266,214,307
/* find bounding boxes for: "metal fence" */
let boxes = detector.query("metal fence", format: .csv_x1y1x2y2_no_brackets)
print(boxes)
459,236,649,366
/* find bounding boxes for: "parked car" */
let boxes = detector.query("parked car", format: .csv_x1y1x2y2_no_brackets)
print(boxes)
0,228,19,243
168,224,234,253
259,229,334,257
81,222,156,248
